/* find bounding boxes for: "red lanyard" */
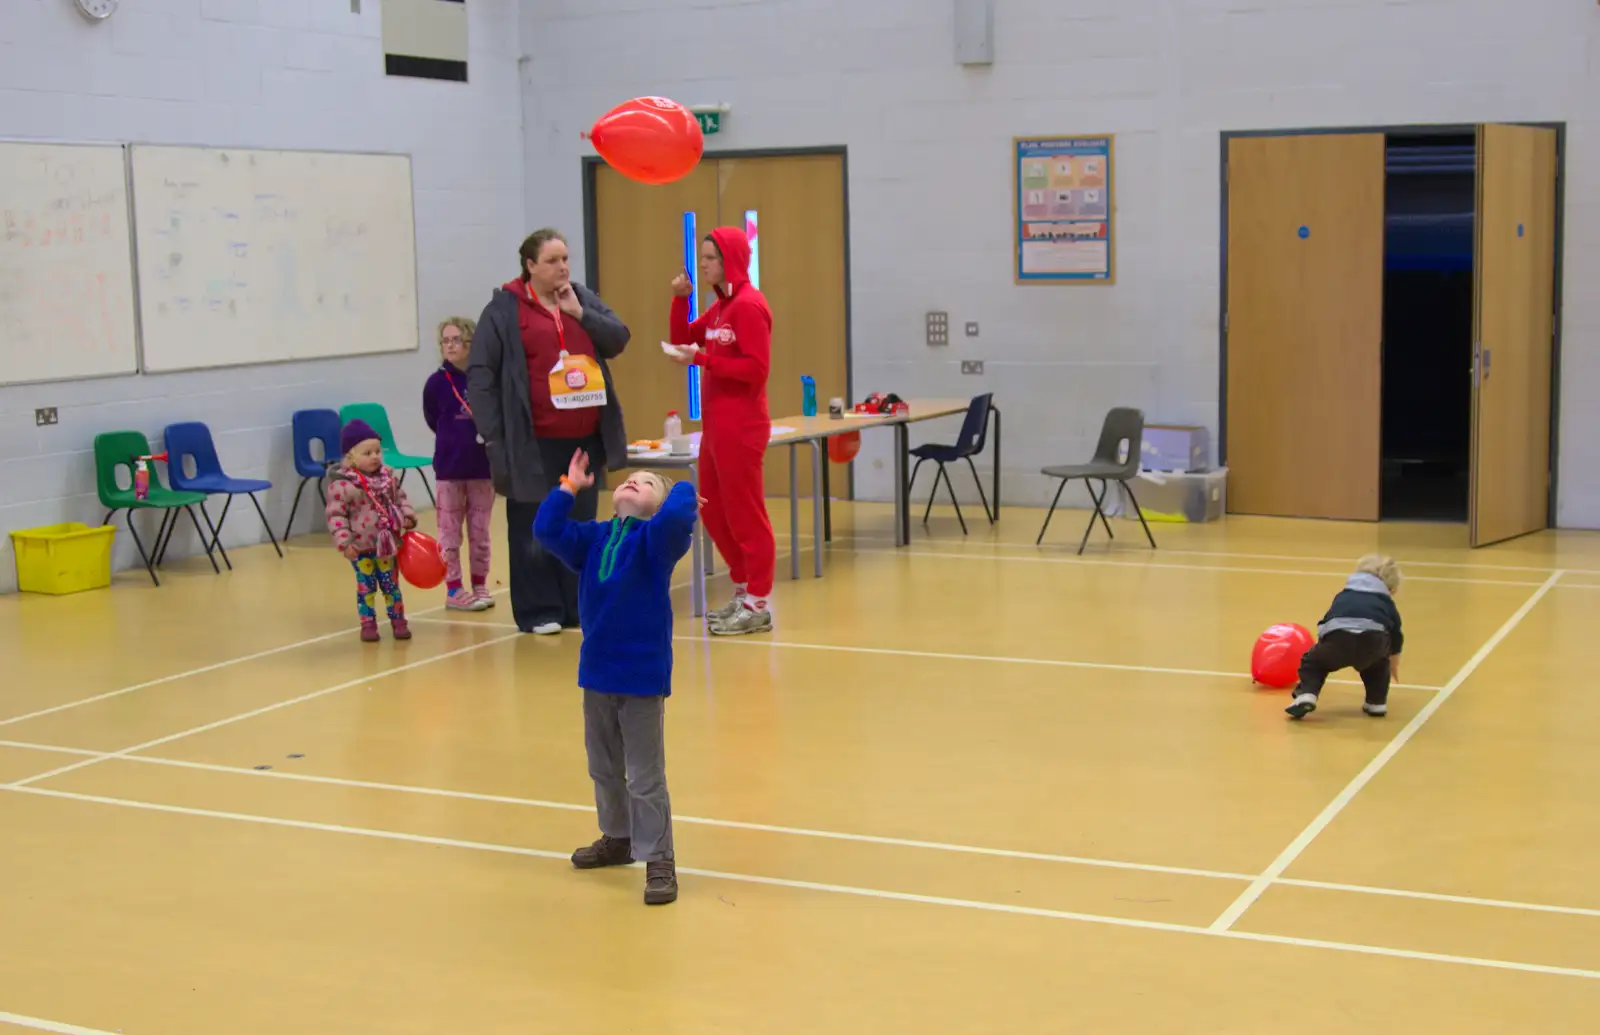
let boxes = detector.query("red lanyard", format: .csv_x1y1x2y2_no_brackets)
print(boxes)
445,371,472,417
529,284,567,352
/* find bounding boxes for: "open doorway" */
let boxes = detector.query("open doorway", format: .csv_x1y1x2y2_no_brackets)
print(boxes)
1223,122,1561,542
1381,132,1475,521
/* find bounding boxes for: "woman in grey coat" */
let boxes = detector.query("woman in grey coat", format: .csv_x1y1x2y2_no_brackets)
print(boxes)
467,228,631,634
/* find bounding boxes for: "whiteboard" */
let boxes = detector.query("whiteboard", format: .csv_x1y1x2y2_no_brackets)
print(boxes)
0,141,140,386
130,146,420,373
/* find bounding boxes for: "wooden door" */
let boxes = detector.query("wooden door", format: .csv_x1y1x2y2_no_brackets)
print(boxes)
593,161,719,454
715,154,851,498
1470,124,1557,547
1224,134,1386,519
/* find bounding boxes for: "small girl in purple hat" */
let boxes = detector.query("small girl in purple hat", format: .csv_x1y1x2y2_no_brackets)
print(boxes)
326,418,418,642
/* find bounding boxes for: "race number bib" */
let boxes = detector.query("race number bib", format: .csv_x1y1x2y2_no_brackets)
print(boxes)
548,351,607,410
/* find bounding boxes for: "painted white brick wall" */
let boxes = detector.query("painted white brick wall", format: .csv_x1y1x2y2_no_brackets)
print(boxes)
0,0,525,592
520,0,1600,528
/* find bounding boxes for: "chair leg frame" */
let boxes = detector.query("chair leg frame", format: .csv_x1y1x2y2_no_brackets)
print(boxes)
964,456,994,524
915,459,975,536
198,498,234,571
248,493,285,558
398,468,436,507
1034,476,1156,554
1120,481,1159,549
154,505,222,573
1036,479,1069,545
283,475,329,543
107,508,162,586
939,463,968,536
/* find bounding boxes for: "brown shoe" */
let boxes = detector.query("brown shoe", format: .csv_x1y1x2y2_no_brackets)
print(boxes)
644,860,678,905
571,834,632,869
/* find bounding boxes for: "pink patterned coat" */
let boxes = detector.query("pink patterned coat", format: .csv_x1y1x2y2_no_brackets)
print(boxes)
325,464,417,556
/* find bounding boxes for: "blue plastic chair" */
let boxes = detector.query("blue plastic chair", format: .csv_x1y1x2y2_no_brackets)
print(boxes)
164,421,281,569
283,409,341,541
907,393,995,536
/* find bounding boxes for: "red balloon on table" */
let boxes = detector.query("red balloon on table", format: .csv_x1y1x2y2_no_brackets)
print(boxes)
398,531,446,589
1251,622,1314,689
588,97,704,185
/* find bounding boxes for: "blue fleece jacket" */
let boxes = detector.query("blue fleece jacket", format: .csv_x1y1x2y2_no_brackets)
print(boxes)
533,480,697,696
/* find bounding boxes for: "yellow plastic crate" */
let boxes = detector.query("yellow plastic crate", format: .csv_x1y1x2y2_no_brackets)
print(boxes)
10,522,117,595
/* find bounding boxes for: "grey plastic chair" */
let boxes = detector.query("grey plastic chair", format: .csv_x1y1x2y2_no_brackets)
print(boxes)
1036,407,1157,554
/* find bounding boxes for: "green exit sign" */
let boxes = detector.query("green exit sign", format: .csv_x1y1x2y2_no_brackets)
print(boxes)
695,111,721,135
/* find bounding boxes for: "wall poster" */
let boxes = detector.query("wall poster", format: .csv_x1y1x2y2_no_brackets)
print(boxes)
1014,135,1115,284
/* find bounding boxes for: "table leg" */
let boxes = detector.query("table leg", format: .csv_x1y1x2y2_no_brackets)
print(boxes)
893,423,909,547
789,443,801,580
688,461,705,618
810,439,824,577
821,455,832,542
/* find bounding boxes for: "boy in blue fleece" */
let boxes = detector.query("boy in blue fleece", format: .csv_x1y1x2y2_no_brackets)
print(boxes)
534,448,697,905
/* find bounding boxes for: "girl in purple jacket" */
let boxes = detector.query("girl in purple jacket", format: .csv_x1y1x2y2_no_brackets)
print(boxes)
423,317,495,611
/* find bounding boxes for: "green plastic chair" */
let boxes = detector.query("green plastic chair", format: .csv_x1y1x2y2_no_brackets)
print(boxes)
338,402,435,505
93,430,217,586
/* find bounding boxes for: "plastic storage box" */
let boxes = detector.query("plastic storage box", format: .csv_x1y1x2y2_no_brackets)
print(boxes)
10,522,117,595
1141,425,1211,472
1113,468,1227,523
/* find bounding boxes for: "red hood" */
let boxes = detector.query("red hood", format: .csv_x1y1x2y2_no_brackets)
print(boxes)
707,226,751,299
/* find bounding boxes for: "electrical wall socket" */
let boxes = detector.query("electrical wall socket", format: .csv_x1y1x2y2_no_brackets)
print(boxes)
965,322,979,337
925,311,949,346
961,361,984,375
35,407,59,426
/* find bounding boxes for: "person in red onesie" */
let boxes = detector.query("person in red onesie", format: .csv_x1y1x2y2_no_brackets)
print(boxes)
666,226,775,636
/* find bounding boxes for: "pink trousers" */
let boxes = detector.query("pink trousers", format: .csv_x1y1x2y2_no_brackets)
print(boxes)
436,479,494,587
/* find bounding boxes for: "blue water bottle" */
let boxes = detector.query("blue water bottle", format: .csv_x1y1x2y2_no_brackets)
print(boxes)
801,375,817,417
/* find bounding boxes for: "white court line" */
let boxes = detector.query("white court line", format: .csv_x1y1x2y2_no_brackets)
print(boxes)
0,542,760,734
406,618,1447,693
0,548,776,787
0,738,1249,884
10,737,1600,922
8,783,1600,983
834,533,1600,575
4,631,524,789
857,548,1547,587
0,586,513,730
0,1011,122,1035
1208,570,1566,933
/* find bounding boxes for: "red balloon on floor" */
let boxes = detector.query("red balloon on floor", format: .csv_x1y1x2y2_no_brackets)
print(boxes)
588,96,704,185
398,531,446,589
1251,622,1313,689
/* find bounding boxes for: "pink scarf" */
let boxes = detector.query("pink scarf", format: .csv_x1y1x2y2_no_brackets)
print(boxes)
345,466,404,558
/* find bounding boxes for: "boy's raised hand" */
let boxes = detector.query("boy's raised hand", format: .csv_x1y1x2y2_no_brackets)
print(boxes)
566,449,595,491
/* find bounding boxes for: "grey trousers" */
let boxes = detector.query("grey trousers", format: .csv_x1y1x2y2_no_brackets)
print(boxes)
583,690,674,862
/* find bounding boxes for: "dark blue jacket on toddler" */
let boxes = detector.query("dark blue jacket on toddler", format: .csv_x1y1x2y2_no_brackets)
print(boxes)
533,479,698,696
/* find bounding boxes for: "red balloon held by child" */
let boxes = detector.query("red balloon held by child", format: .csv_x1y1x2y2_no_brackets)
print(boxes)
587,97,704,185
398,531,446,589
1251,622,1314,689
